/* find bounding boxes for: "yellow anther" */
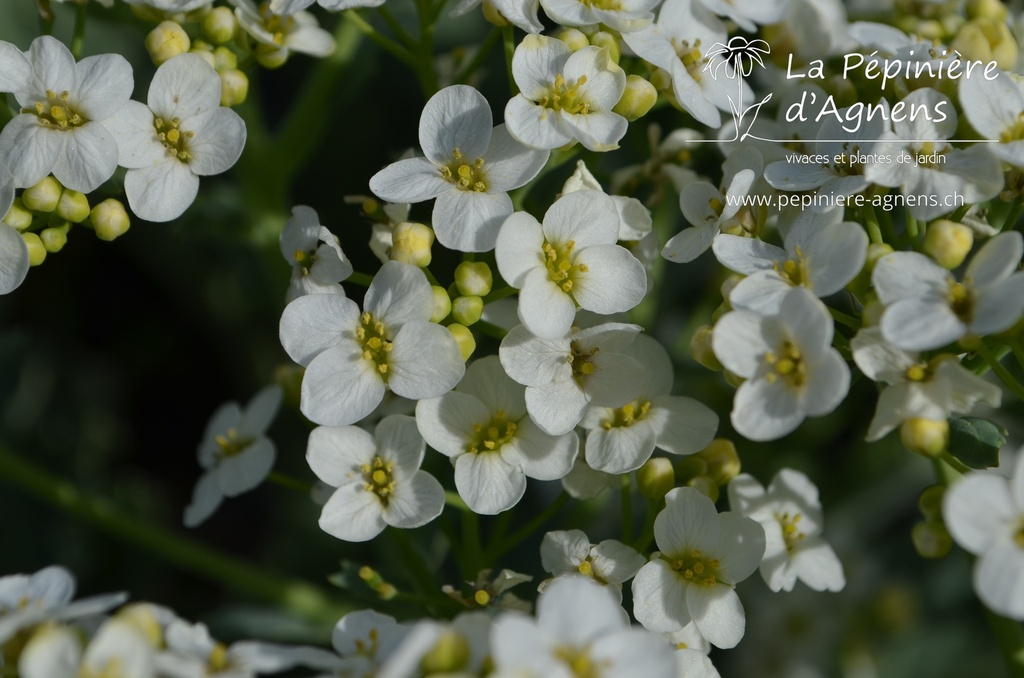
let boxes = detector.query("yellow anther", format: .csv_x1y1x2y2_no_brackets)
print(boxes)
442,147,488,192
474,590,491,606
906,364,928,381
363,456,396,503
763,341,806,387
947,280,974,322
539,74,591,114
578,560,593,576
466,410,518,454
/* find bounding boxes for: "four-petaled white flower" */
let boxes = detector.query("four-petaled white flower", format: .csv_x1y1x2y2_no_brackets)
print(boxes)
18,618,155,678
728,469,845,593
184,385,282,528
505,35,627,152
944,448,1024,620
632,486,765,648
538,0,659,33
872,231,1024,352
328,610,411,677
0,36,132,193
960,71,1024,168
851,327,1002,441
492,577,679,678
280,204,352,303
307,415,445,542
416,356,578,514
540,529,646,598
712,287,850,441
279,261,464,426
499,322,646,436
232,0,336,60
110,53,246,222
580,334,718,474
496,190,647,339
370,85,548,252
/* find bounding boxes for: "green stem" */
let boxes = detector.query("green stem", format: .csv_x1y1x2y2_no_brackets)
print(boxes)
985,609,1024,678
35,0,54,35
632,499,658,553
462,508,482,574
939,452,970,476
414,0,440,97
70,1,87,59
0,444,353,625
950,203,971,223
828,307,860,330
375,5,416,48
502,26,517,96
345,10,416,68
444,490,472,513
482,285,518,305
348,271,374,287
863,204,883,245
485,492,570,561
473,320,508,340
906,212,920,243
620,474,632,544
1002,195,1024,233
975,341,1024,402
387,528,444,612
267,471,312,493
455,27,502,85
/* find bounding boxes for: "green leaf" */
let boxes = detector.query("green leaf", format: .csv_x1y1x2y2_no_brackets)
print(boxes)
947,417,1007,470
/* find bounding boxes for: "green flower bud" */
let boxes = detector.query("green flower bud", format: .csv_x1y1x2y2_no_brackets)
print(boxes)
951,18,1017,71
146,21,191,66
455,261,493,296
686,474,719,503
900,418,948,458
448,323,476,362
912,521,952,559
967,0,1007,21
212,46,238,71
22,232,46,266
590,32,621,63
481,0,511,27
40,223,70,253
202,6,238,44
451,296,484,326
637,457,675,501
220,69,249,107
918,485,946,522
255,43,289,69
924,220,973,269
690,325,722,371
430,285,452,323
22,176,63,212
420,631,471,675
674,456,708,485
613,75,658,122
557,28,590,52
91,199,131,242
848,242,895,301
190,46,216,69
56,189,90,223
3,198,33,231
391,222,434,267
696,438,741,486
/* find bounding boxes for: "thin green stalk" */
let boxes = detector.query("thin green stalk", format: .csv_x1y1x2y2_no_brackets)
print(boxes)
828,307,860,329
483,285,518,305
474,320,508,340
632,499,658,553
444,490,472,513
267,471,312,493
462,509,482,574
485,492,570,561
906,212,920,243
502,26,517,96
348,272,374,287
70,1,87,59
375,5,416,48
414,0,440,97
0,445,353,625
950,203,971,223
1002,195,1024,233
985,609,1024,678
344,10,416,68
620,474,633,544
35,0,54,35
975,341,1024,402
863,204,883,245
455,27,502,85
387,528,445,613
939,452,970,476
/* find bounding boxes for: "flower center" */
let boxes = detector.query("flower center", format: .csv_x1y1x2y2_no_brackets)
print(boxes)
355,312,394,381
553,646,607,678
669,549,722,587
353,628,381,658
578,0,622,10
833,143,865,177
673,40,705,82
466,409,518,454
568,341,599,385
1000,112,1024,143
539,74,591,114
601,400,652,429
214,428,253,458
26,90,86,130
946,280,974,323
209,644,230,672
440,148,488,192
543,239,589,295
763,340,806,387
362,456,396,505
259,2,296,45
154,117,194,162
576,558,609,584
776,511,807,551
905,361,933,382
1015,519,1024,548
774,246,810,287
293,248,317,275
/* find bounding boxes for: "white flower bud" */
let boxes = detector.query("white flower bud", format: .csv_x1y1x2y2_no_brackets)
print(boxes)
41,224,69,253
590,32,620,64
900,418,948,458
637,457,675,501
557,28,590,52
146,21,191,66
202,6,238,44
447,323,476,361
451,295,483,326
91,199,130,241
391,222,434,267
22,176,63,213
220,69,248,107
924,220,974,269
22,232,46,266
454,261,493,296
696,438,740,486
430,285,452,323
56,189,90,223
613,75,657,122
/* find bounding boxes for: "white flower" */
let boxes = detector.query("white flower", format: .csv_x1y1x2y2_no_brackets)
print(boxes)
712,287,850,441
306,415,445,541
370,85,548,252
495,190,646,339
662,146,763,263
0,36,132,193
376,612,491,678
492,577,679,678
0,164,28,296
851,327,1002,441
632,487,765,648
184,385,282,528
19,618,155,678
327,610,411,677
621,0,738,129
728,469,845,593
280,205,352,303
156,619,341,677
110,53,246,223
499,322,645,436
505,35,627,152
872,231,1024,351
0,566,126,645
232,0,335,58
960,71,1024,168
540,529,646,597
270,0,382,12
279,261,464,427
415,356,578,514
865,88,1003,221
562,160,653,242
697,0,788,32
944,449,1024,620
538,0,658,33
712,209,868,314
579,334,718,474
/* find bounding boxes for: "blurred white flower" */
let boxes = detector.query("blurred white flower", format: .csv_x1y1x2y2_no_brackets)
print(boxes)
0,163,28,295
539,0,658,33
231,0,335,59
280,205,352,303
540,529,646,598
19,618,155,678
960,71,1024,168
376,612,491,678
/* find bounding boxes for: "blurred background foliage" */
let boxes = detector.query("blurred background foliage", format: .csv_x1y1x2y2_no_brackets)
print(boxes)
1,0,1023,675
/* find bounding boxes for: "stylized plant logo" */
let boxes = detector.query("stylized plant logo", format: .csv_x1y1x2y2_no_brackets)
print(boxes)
703,36,773,142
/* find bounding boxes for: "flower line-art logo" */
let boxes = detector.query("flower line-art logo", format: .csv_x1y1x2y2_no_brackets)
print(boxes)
697,36,773,143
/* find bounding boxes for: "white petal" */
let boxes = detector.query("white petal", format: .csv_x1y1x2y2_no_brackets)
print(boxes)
414,392,487,457
971,273,1024,336
731,377,805,442
184,108,246,176
791,538,845,592
502,416,578,480
18,624,80,678
369,157,448,203
124,160,199,223
500,325,571,387
483,124,549,191
504,95,573,151
383,470,444,529
542,190,619,248
216,437,275,497
585,422,656,474
495,210,545,286
109,101,164,169
537,577,626,646
148,53,221,120
455,452,526,514
279,293,360,366
583,352,645,409
872,251,948,305
525,379,587,436
711,235,781,274
880,298,966,351
74,53,132,121
0,116,62,188
433,187,512,252
365,261,433,328
0,42,31,93
459,355,527,417
375,414,426,475
301,345,386,426
518,268,577,340
944,472,1016,555
571,245,646,315
306,425,376,487
183,472,224,527
319,483,386,541
631,559,690,633
387,322,465,399
0,224,29,295
650,396,719,456
686,584,745,649
711,310,769,378
975,542,1024,620
661,224,717,263
419,84,491,166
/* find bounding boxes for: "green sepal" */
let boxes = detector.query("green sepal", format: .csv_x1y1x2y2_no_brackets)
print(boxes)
947,416,1007,469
